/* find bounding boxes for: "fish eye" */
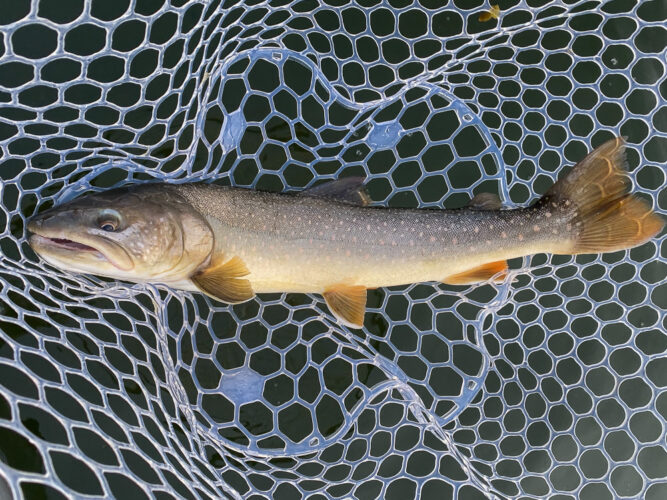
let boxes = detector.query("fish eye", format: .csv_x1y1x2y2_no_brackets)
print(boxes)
97,210,121,232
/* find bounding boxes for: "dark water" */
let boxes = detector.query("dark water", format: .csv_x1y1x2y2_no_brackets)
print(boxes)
1,1,665,498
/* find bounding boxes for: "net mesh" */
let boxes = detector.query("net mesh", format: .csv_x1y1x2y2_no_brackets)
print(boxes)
0,0,665,498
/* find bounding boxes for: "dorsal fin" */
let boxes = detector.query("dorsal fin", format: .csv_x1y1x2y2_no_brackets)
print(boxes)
191,255,255,304
298,177,370,206
323,284,367,328
443,260,508,285
468,193,502,210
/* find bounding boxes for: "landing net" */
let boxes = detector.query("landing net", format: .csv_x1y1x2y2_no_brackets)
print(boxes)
0,0,665,499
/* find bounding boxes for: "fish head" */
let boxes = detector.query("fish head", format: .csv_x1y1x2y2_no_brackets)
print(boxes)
27,185,214,283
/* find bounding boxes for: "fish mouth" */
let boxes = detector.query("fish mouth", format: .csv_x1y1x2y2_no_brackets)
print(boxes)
36,236,100,253
28,232,134,271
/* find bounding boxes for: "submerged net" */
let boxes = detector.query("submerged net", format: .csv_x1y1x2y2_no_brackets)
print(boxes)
0,0,665,498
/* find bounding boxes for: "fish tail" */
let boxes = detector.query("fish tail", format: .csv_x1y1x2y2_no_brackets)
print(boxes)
541,136,664,254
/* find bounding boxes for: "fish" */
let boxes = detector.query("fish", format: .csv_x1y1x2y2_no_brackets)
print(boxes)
27,137,664,328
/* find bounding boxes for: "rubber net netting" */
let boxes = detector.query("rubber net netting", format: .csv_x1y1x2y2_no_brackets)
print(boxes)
0,0,665,498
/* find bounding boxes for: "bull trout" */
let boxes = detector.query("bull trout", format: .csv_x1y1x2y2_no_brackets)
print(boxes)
27,138,664,328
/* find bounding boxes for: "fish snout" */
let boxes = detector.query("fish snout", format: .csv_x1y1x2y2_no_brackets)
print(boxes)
27,211,57,233
27,209,70,235
27,217,44,234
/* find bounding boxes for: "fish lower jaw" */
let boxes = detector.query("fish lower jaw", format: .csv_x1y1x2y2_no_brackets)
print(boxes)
30,233,99,253
29,234,109,270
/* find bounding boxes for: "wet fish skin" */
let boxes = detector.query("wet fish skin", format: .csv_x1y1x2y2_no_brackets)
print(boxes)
170,183,569,292
27,137,664,327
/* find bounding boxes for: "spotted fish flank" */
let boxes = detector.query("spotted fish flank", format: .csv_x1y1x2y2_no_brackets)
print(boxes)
27,138,664,328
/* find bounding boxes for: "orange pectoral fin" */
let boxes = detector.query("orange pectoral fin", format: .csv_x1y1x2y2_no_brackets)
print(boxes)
323,284,367,329
443,260,508,285
191,255,255,304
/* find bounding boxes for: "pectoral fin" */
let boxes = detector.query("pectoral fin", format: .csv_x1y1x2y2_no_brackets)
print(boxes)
323,284,367,328
191,255,255,304
443,260,508,285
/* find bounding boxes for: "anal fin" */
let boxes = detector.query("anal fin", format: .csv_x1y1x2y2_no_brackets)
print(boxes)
191,255,255,304
443,260,508,285
323,284,367,328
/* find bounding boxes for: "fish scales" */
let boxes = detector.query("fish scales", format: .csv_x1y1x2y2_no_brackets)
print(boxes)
172,184,568,293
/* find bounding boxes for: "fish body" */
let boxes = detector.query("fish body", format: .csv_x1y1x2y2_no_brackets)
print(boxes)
171,183,566,293
27,138,664,327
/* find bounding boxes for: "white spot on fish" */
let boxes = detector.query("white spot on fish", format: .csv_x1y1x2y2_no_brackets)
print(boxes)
545,212,552,218
501,232,507,238
474,227,479,233
518,234,524,241
533,225,540,232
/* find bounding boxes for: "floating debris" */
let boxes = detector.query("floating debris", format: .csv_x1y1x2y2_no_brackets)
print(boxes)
479,4,501,22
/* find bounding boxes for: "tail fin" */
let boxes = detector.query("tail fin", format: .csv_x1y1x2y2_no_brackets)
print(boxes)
543,137,664,254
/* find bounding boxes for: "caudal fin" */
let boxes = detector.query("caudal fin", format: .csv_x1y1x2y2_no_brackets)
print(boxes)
543,137,664,254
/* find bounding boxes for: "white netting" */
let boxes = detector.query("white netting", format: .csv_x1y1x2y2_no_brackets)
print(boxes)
0,0,665,499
